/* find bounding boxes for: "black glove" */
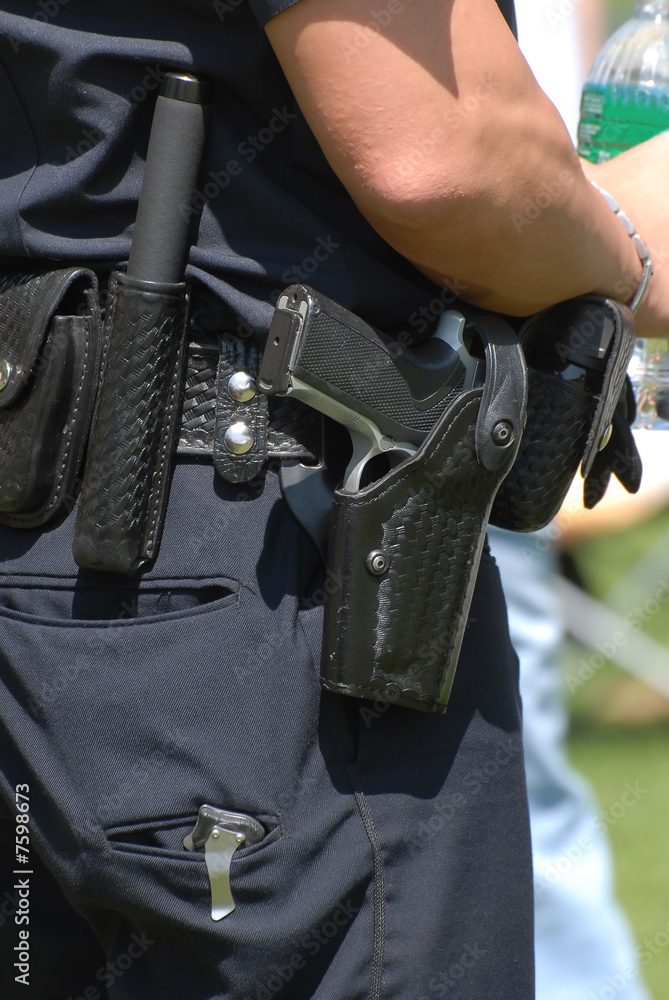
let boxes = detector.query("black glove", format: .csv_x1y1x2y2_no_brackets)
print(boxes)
583,375,642,508
491,294,638,532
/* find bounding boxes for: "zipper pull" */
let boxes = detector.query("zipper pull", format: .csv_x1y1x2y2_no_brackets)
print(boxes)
184,804,265,920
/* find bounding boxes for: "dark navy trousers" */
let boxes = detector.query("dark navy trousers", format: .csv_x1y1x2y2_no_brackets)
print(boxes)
0,459,534,999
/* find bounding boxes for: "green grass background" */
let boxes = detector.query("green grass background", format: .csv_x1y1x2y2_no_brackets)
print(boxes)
563,494,669,999
608,0,635,32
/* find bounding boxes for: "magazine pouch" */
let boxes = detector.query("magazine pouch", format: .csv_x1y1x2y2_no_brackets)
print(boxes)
0,267,101,528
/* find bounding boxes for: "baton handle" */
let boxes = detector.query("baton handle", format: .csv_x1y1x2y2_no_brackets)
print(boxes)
127,72,209,284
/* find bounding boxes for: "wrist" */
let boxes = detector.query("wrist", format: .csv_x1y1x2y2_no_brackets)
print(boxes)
590,180,653,314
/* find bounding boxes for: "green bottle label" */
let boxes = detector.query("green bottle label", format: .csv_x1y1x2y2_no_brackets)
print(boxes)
577,82,669,162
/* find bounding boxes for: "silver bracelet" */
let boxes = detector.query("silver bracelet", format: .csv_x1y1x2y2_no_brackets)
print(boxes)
591,180,653,314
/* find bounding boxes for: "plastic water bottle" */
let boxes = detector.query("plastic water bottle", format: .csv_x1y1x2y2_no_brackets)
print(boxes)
627,337,669,427
578,0,669,428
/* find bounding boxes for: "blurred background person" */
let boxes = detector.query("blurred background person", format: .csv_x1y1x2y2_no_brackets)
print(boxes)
490,521,653,1000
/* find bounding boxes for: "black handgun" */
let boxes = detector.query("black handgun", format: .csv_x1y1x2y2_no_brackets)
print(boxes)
259,284,527,713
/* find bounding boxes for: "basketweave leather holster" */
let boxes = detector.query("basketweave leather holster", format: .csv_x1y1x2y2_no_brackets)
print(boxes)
320,312,528,714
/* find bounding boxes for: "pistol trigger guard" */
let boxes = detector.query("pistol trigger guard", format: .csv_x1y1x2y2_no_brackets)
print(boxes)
469,313,528,473
341,431,416,494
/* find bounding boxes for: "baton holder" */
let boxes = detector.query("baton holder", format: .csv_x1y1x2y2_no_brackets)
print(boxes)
72,271,189,575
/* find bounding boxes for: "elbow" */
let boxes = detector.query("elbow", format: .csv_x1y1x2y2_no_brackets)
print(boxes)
353,149,480,237
348,117,588,315
353,152,482,264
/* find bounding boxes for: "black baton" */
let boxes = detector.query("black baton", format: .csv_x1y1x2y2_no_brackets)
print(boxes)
73,72,210,574
127,73,209,283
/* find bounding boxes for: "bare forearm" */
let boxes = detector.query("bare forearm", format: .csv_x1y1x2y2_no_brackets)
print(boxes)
358,134,641,316
267,0,642,315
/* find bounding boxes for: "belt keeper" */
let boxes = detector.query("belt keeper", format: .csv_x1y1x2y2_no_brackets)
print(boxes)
213,335,269,484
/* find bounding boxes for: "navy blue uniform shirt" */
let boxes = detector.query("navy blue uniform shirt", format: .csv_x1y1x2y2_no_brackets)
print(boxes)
0,0,516,341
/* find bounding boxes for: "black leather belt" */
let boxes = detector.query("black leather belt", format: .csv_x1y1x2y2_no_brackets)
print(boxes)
177,334,321,484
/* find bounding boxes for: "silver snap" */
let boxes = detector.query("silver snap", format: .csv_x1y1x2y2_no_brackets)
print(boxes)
365,550,390,576
0,359,12,391
223,421,255,455
227,371,257,403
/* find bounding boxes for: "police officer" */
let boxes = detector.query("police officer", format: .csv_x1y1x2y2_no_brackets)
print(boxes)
0,1,666,998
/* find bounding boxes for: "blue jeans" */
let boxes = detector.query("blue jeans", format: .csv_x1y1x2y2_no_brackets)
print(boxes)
489,525,651,1000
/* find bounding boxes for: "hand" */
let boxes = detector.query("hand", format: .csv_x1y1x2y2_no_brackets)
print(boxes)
581,133,669,338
